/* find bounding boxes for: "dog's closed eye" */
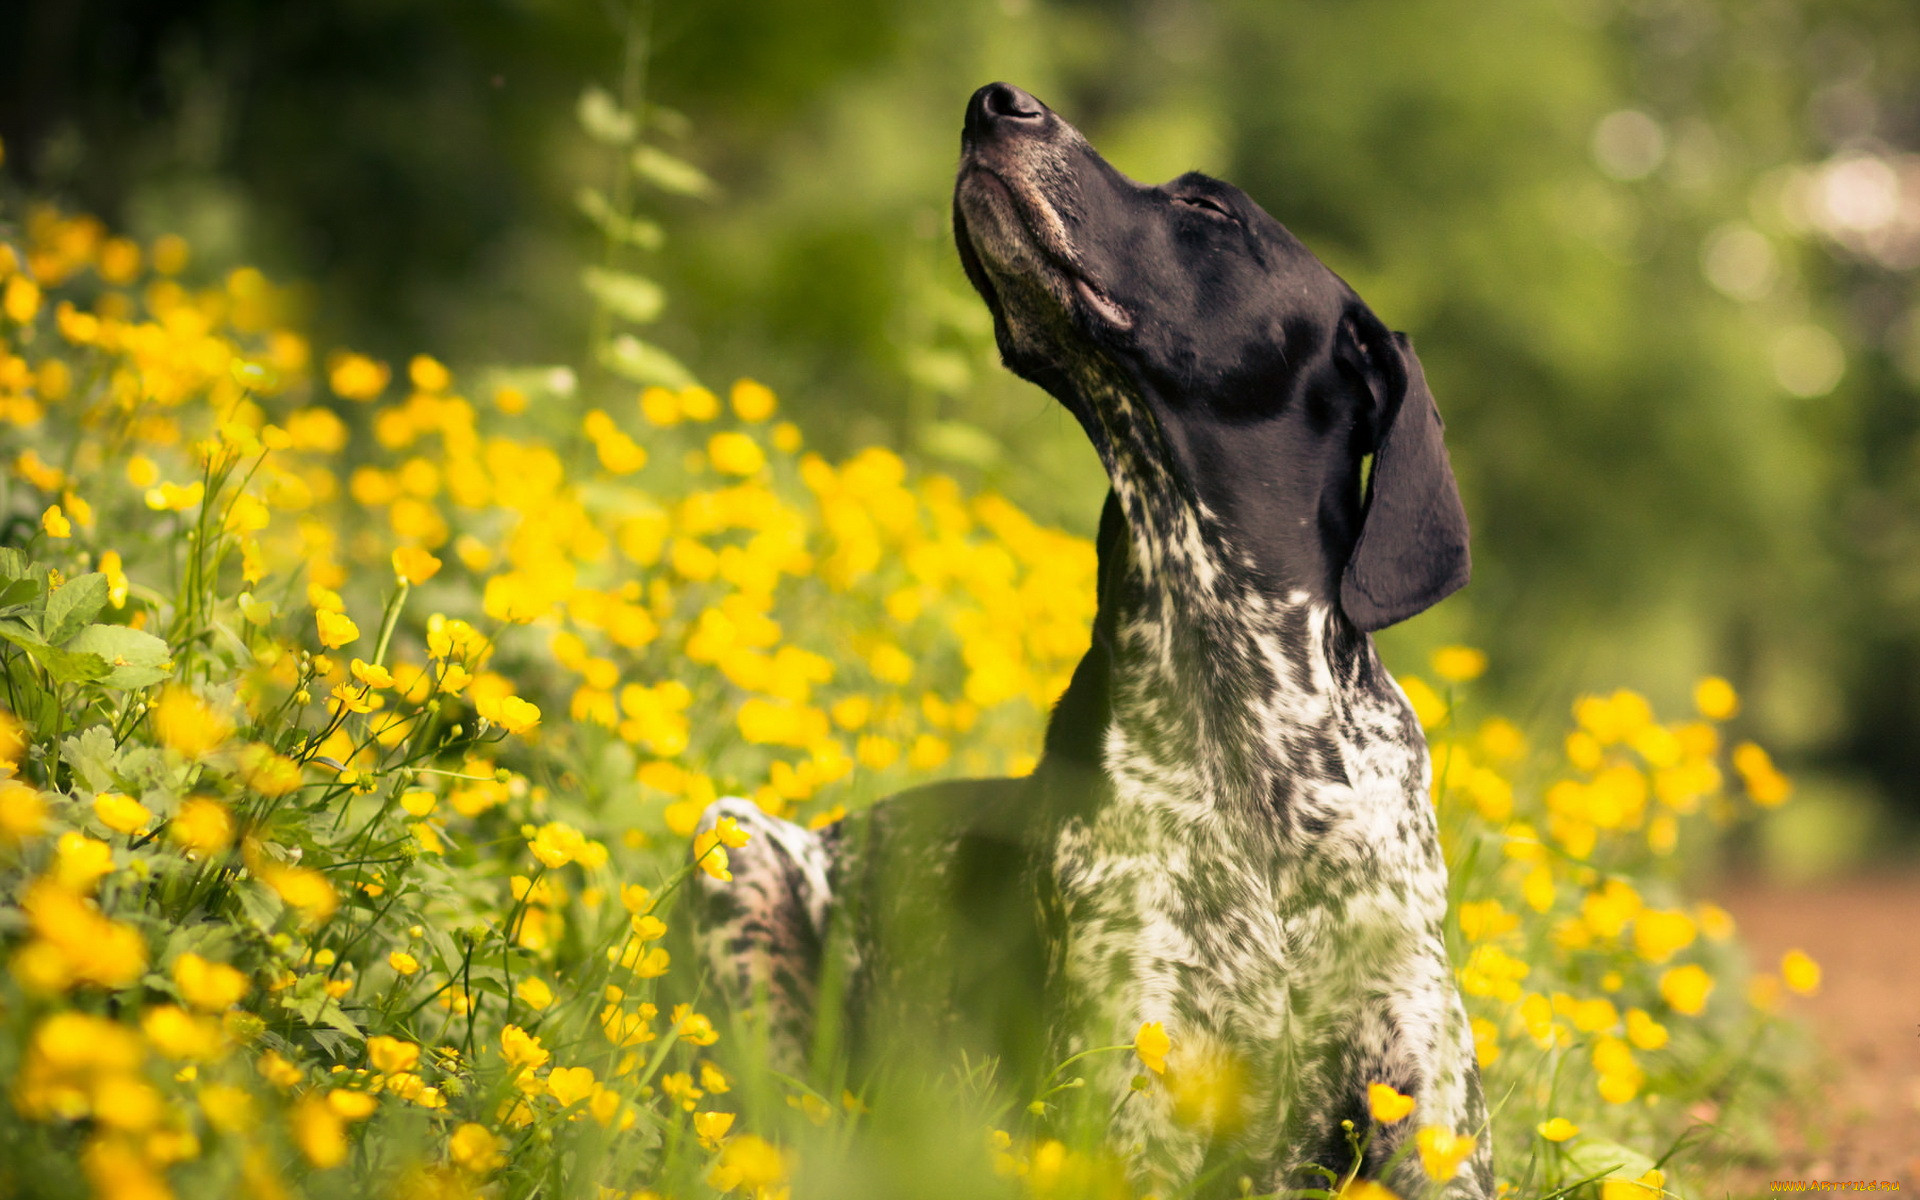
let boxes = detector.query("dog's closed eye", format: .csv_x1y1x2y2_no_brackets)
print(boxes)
1174,194,1235,220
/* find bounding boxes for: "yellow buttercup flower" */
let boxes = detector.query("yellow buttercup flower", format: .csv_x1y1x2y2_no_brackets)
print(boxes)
1658,963,1714,1015
500,1024,550,1070
1431,645,1487,683
258,862,339,923
0,780,48,843
694,1109,736,1150
93,792,153,836
388,950,420,975
1133,1021,1171,1075
170,797,235,854
1537,1117,1579,1141
449,1122,506,1174
392,546,443,585
39,504,71,538
1693,676,1738,720
1414,1126,1477,1181
153,685,233,756
547,1065,596,1107
692,829,732,882
368,1036,421,1075
1601,1169,1666,1200
518,977,554,1010
173,953,249,1011
1367,1082,1416,1123
329,351,390,401
315,608,360,649
478,693,541,734
1781,948,1821,994
713,814,751,849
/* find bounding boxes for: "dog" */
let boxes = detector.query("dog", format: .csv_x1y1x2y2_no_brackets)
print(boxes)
693,82,1493,1198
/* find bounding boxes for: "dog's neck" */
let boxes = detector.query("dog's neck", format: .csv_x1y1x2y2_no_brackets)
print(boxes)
1043,363,1385,822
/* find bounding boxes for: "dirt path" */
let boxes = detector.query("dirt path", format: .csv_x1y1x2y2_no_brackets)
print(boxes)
1707,874,1920,1192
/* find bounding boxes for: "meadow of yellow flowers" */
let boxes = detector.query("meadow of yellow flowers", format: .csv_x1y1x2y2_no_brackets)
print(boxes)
0,191,1815,1199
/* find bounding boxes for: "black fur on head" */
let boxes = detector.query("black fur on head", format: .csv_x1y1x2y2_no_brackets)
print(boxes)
952,82,1468,631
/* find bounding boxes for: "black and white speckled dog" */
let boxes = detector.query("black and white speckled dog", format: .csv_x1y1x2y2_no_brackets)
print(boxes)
693,82,1493,1197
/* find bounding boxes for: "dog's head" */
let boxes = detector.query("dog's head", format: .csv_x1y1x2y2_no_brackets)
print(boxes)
953,82,1468,632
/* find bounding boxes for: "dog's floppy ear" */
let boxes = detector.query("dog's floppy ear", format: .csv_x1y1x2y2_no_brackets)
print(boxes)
1337,322,1470,633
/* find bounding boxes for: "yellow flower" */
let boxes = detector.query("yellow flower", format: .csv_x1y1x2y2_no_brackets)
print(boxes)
713,814,751,849
673,1003,720,1046
1367,1082,1416,1124
1414,1126,1477,1181
692,833,732,882
547,1065,596,1107
0,780,48,843
392,546,443,585
154,686,234,756
1693,676,1738,720
1781,948,1821,994
1631,909,1698,964
408,354,451,392
1133,1020,1171,1075
368,1036,421,1075
478,693,541,734
142,1004,226,1059
1625,1007,1669,1050
449,1123,505,1174
257,1049,303,1090
4,274,42,322
92,792,153,836
707,1133,789,1192
259,863,339,923
40,504,71,538
388,950,420,975
328,1088,379,1120
1431,645,1487,683
1601,1169,1666,1200
329,352,391,401
53,832,115,891
694,1109,737,1150
1537,1117,1579,1142
500,1024,550,1070
528,821,588,868
173,953,249,1011
1399,676,1447,730
708,430,767,476
519,977,554,1010
1658,963,1714,1015
316,608,360,649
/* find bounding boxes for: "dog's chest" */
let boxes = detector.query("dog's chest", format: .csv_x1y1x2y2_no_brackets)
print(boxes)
1046,606,1449,1050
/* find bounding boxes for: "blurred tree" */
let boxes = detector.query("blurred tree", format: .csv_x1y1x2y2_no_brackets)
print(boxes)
4,0,1919,826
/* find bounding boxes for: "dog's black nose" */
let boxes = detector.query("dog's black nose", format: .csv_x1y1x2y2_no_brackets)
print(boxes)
965,82,1048,144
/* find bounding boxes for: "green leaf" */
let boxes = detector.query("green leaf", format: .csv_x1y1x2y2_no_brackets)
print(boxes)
60,725,121,792
17,638,110,684
599,334,697,389
0,548,28,580
41,573,109,644
577,85,637,144
575,188,665,250
0,578,39,608
64,624,172,689
631,145,714,197
581,266,667,324
1560,1139,1659,1188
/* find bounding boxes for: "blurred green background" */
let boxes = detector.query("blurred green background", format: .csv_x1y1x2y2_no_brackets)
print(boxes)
5,0,1919,861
